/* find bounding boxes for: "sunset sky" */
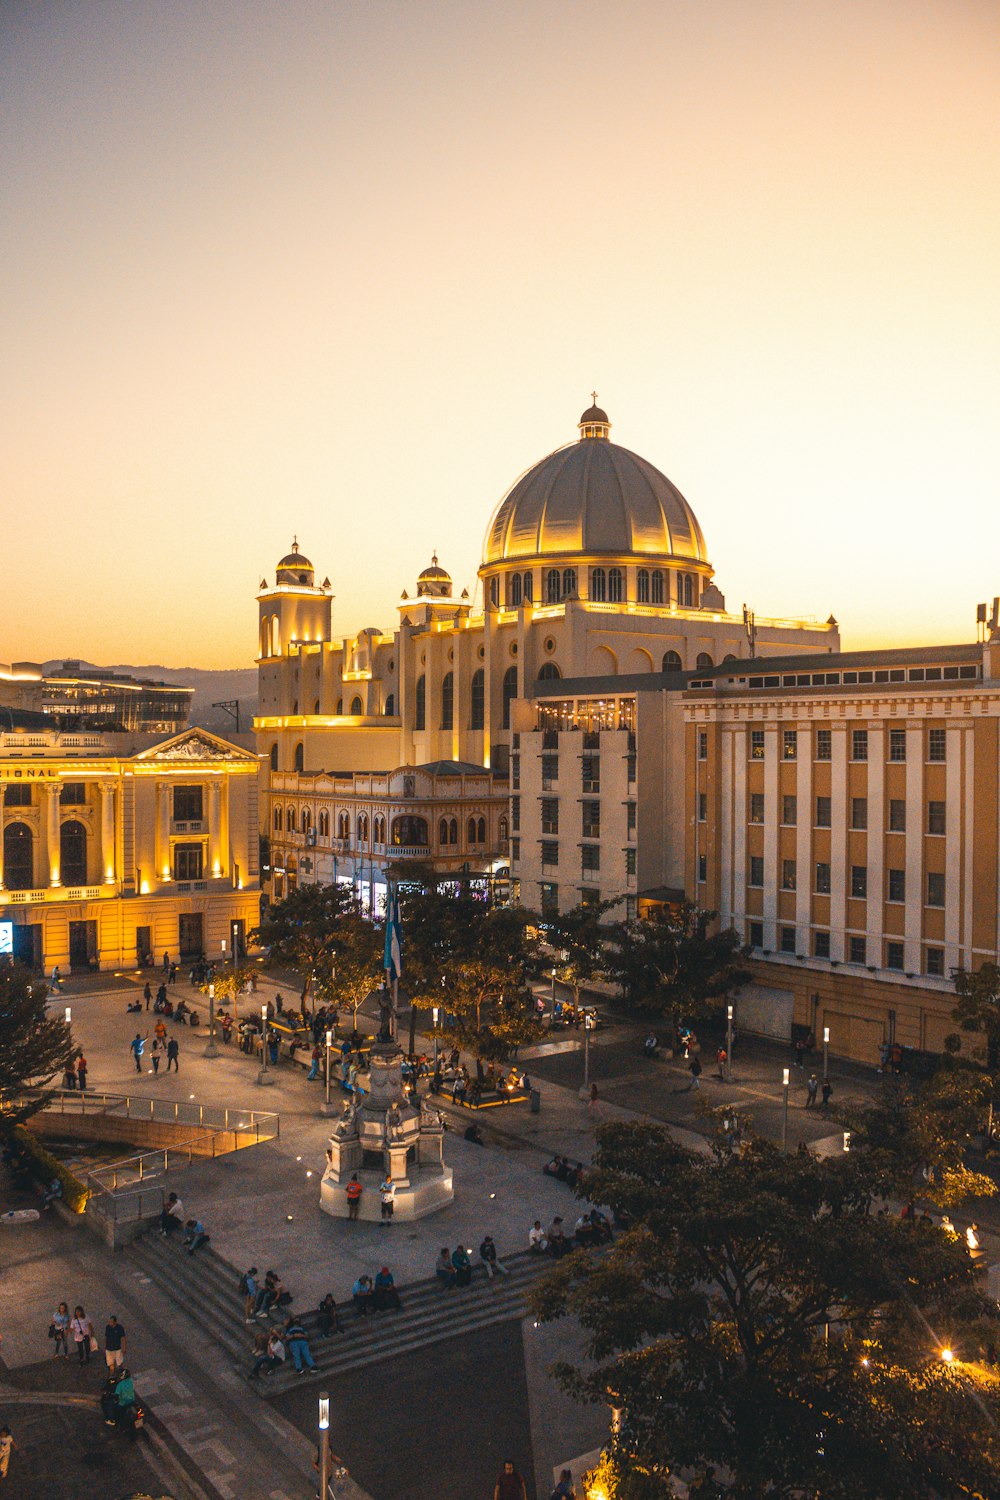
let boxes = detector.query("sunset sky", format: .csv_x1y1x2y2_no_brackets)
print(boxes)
3,0,998,669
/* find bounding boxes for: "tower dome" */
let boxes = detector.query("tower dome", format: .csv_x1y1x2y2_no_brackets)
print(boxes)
275,539,315,586
416,552,452,598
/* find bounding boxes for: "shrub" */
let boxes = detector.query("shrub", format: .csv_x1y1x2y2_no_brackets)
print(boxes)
13,1125,89,1213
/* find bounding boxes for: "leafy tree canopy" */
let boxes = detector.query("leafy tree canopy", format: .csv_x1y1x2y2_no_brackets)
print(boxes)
253,883,383,1012
951,961,1000,1073
544,899,620,1006
0,962,76,1131
603,903,749,1022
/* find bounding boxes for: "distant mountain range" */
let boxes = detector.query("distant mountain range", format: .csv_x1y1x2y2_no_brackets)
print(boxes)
43,661,258,734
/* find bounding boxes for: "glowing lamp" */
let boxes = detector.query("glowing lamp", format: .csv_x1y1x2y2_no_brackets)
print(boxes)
782,1067,790,1087
940,1347,955,1363
64,1007,72,1025
318,1393,330,1430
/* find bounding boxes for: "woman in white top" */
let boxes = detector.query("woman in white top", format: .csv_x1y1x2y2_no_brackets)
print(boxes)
69,1305,94,1364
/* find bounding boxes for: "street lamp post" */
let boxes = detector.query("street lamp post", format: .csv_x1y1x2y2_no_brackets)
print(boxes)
257,1002,274,1086
823,1026,830,1083
64,1006,72,1026
320,1027,337,1116
204,982,219,1058
318,1391,330,1500
782,1066,790,1153
726,1003,734,1082
432,1006,439,1075
584,1010,595,1089
550,967,556,1022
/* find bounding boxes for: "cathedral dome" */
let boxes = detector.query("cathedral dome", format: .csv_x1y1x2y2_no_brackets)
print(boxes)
482,405,708,567
275,540,315,586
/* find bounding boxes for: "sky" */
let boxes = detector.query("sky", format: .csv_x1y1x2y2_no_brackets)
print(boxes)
2,0,998,669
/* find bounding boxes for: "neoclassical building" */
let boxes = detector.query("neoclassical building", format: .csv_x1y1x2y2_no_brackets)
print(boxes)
256,401,838,904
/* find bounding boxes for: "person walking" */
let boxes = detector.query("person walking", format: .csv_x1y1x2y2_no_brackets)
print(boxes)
494,1460,528,1500
51,1302,70,1359
130,1033,146,1073
70,1306,94,1364
168,961,177,984
103,1315,127,1372
307,1044,321,1081
143,981,152,1011
162,951,170,975
805,1073,819,1109
689,1054,702,1091
587,1081,600,1115
379,1175,395,1223
346,1174,362,1221
716,1046,727,1080
0,1426,15,1482
166,1036,179,1072
50,965,63,993
150,1036,163,1074
76,1053,87,1092
156,982,168,1010
821,1078,833,1116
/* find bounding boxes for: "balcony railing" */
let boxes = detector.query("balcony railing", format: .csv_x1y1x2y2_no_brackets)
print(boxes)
1,885,108,904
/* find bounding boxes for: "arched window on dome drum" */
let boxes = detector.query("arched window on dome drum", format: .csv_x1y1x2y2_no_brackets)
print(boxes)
562,568,576,597
60,820,87,887
440,672,454,730
651,570,665,605
502,666,518,729
679,573,694,608
537,662,561,682
637,569,650,603
438,818,449,847
477,816,486,844
490,576,500,608
523,572,533,602
696,653,713,672
392,814,428,847
273,805,283,833
608,568,623,603
269,744,278,772
509,573,522,608
590,568,606,602
546,569,561,604
470,669,485,730
414,675,426,731
662,650,683,673
3,822,33,891
449,817,458,845
498,814,508,842
385,693,395,717
350,696,363,716
294,742,304,772
319,809,330,838
287,806,297,832
467,816,477,844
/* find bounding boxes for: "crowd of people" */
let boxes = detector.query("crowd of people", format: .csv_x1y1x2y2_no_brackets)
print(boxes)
40,1302,144,1432
529,1208,615,1255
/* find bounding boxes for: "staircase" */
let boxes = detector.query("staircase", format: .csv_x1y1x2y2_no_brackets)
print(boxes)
127,1232,549,1395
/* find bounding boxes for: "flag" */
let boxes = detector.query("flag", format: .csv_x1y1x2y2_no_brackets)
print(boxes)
384,884,403,981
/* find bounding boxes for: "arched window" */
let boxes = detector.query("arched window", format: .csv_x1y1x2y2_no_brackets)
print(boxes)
414,675,426,731
374,815,385,844
523,572,533,602
440,671,454,730
679,574,694,607
546,569,561,603
590,568,606,602
608,567,623,603
477,816,486,844
562,568,576,597
286,856,298,895
696,653,713,671
502,666,518,729
498,815,508,842
269,744,278,772
287,806,297,832
392,815,428,847
301,808,312,834
336,697,343,715
449,817,458,845
60,820,87,887
350,695,363,716
537,662,561,681
3,822,33,890
358,813,368,841
385,693,395,716
294,742,304,772
470,669,485,730
723,653,737,663
637,569,650,603
489,576,500,608
510,573,522,607
338,812,350,841
439,817,449,846
467,816,477,843
270,616,281,656
662,650,682,673
273,805,283,832
319,809,330,837
651,570,665,605
313,699,320,714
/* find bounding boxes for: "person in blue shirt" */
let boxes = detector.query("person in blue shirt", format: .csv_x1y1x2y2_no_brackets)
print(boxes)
129,1034,146,1072
183,1219,208,1254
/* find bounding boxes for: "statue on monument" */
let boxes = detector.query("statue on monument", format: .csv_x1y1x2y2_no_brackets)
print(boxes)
377,983,395,1043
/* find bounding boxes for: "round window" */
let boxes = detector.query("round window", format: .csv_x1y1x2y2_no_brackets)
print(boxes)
545,637,556,653
478,645,485,659
510,643,518,657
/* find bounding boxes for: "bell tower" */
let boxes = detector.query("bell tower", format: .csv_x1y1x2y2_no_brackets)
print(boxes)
257,540,333,662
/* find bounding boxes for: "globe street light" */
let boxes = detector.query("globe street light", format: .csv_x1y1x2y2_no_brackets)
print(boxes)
583,1009,595,1088
823,1025,830,1083
318,1391,330,1499
204,982,219,1058
726,1002,734,1082
432,1006,440,1076
64,1006,71,1026
782,1066,790,1153
257,1002,274,1086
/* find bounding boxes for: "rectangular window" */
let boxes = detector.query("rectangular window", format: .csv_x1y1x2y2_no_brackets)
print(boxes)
886,941,905,971
781,858,796,891
749,792,765,824
627,801,636,834
889,799,906,833
541,754,559,788
748,920,764,949
815,862,831,894
581,845,600,874
889,728,906,762
540,798,559,834
852,729,868,762
626,753,636,784
851,864,868,899
783,730,797,761
928,728,946,762
581,887,601,908
540,881,558,918
927,872,945,907
925,946,945,976
782,795,797,826
816,728,832,761
851,797,868,831
749,855,764,887
626,848,636,875
582,801,601,838
60,782,86,804
750,729,765,760
815,795,831,828
849,935,867,965
780,925,797,954
888,868,905,903
511,796,520,833
174,843,204,881
927,800,946,836
3,783,32,806
541,840,559,866
511,837,520,862
814,930,831,959
581,756,600,794
511,755,520,790
698,731,708,761
698,792,707,822
173,785,204,822
698,853,707,883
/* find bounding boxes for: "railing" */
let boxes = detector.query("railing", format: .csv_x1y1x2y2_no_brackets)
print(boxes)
1,884,109,904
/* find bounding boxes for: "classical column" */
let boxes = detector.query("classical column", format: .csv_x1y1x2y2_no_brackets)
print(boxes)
46,785,61,887
0,806,5,891
762,726,779,951
157,781,171,881
209,779,223,877
100,781,117,885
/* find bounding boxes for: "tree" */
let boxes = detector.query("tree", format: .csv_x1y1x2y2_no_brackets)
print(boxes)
196,963,257,1017
545,899,619,1012
533,1120,1000,1500
322,910,383,1028
843,1064,996,1210
604,903,749,1026
0,962,76,1131
254,882,377,1011
950,961,1000,1073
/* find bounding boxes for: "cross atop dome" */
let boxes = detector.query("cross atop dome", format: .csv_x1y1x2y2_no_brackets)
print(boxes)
578,395,610,439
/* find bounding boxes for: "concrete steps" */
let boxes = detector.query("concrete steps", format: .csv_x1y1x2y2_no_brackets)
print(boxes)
127,1233,550,1396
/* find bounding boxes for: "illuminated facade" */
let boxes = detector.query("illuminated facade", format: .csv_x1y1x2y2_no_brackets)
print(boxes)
0,723,260,972
0,661,192,734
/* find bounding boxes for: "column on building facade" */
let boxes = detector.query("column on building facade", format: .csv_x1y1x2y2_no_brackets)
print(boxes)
762,726,779,950
209,779,223,877
157,780,171,881
100,781,116,884
452,626,466,763
0,808,5,890
795,723,813,945
944,724,964,974
866,724,885,964
719,726,734,929
46,784,61,887
482,599,497,767
731,725,748,938
828,725,848,963
962,726,975,971
903,725,924,975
